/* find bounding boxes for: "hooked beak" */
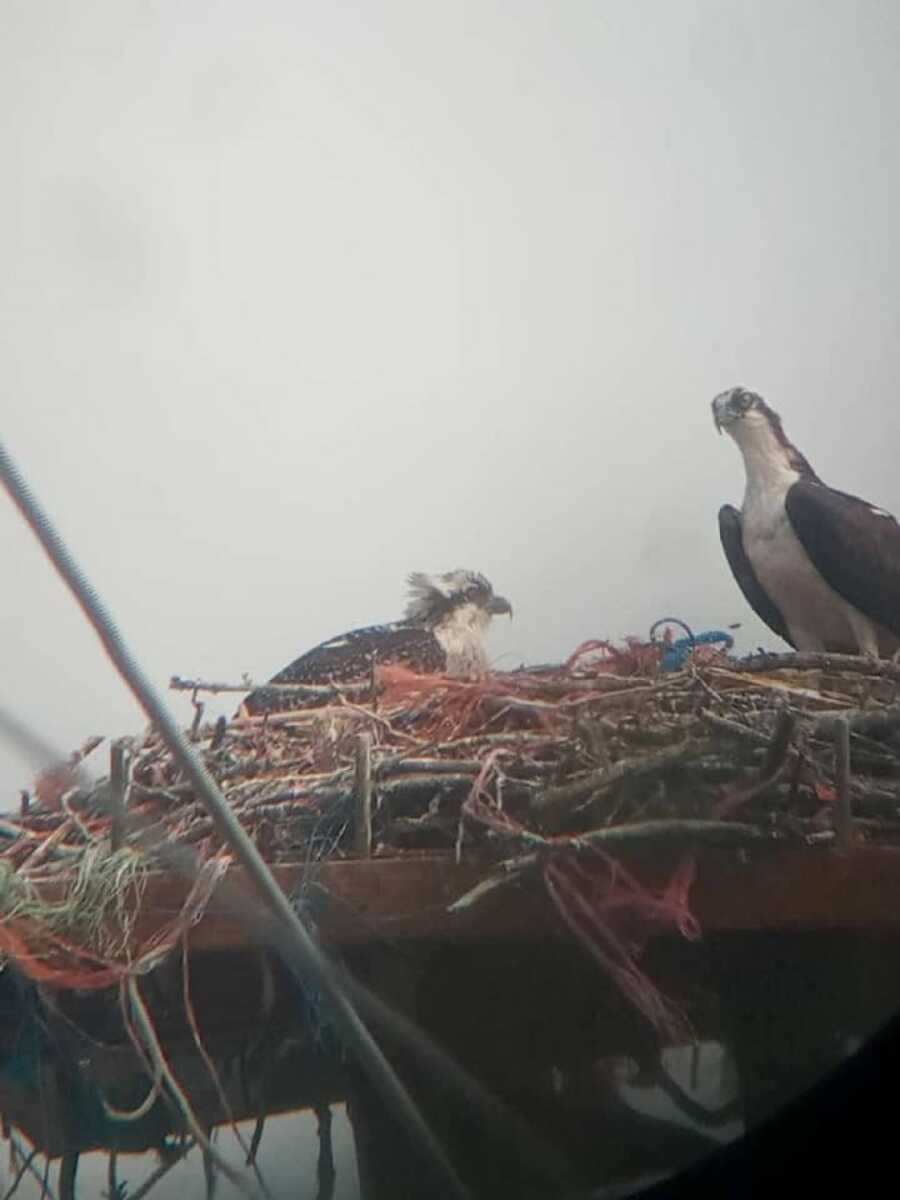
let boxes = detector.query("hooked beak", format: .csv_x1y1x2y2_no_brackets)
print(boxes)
487,595,513,618
711,397,730,435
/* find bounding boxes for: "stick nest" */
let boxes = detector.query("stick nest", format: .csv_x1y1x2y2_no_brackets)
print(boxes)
9,641,900,868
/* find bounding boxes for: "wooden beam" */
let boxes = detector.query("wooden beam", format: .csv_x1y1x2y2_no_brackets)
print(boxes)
12,846,900,963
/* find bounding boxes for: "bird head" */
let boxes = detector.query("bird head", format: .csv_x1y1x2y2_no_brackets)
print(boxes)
711,386,768,434
711,386,821,481
404,570,513,627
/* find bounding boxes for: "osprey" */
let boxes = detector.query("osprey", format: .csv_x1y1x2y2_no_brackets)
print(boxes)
713,386,900,656
242,570,513,714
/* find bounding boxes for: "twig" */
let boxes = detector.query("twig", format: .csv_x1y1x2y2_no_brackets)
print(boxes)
352,733,372,857
560,678,687,712
377,757,484,776
833,718,853,853
333,693,427,745
759,710,797,780
126,1138,197,1200
190,694,205,741
813,704,900,739
737,652,900,683
2,1148,37,1200
418,732,569,754
569,817,778,851
248,1117,265,1166
450,818,784,910
5,1136,57,1200
700,710,773,746
19,818,75,870
380,772,486,795
532,740,714,818
512,676,653,698
314,1105,336,1200
448,864,531,912
170,676,251,694
109,741,128,852
714,710,797,818
171,675,367,699
389,815,460,839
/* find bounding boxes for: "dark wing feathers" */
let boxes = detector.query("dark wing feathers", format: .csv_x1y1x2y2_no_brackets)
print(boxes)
785,481,900,637
243,622,446,715
718,504,795,647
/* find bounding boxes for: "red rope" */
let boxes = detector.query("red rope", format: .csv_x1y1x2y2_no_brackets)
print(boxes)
543,849,698,1042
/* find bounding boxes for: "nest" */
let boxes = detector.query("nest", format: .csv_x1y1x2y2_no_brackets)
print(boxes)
11,640,900,867
4,639,900,1027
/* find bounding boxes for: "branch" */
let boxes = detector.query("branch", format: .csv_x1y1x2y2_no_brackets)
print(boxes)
170,675,370,701
532,739,715,819
833,718,853,853
127,1139,197,1200
736,652,900,683
713,709,797,819
1,1147,38,1200
170,676,252,694
450,818,784,912
352,733,373,857
813,704,900,739
700,710,773,747
758,710,797,780
377,758,484,776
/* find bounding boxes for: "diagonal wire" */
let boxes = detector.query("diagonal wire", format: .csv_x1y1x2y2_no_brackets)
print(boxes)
0,439,471,1200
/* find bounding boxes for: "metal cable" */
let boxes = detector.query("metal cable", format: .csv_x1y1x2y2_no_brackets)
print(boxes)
0,439,471,1200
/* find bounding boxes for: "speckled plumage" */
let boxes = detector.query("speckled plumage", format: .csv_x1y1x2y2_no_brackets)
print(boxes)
242,570,511,715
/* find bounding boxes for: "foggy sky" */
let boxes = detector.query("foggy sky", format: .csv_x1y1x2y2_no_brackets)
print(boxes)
4,0,900,794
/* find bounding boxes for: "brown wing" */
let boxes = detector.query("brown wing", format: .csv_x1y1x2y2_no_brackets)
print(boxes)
243,622,446,714
785,482,900,637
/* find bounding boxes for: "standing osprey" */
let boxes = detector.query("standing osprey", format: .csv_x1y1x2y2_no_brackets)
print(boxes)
713,386,900,656
242,570,512,715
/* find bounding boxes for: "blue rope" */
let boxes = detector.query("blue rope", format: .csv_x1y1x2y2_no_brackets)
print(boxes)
649,618,734,672
661,629,734,671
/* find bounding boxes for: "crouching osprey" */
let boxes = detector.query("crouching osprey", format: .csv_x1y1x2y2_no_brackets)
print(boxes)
242,570,512,714
713,386,900,656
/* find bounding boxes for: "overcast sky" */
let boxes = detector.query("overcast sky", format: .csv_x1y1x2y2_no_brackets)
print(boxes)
3,0,900,795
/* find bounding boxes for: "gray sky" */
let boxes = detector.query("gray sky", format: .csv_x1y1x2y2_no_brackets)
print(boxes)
3,0,900,794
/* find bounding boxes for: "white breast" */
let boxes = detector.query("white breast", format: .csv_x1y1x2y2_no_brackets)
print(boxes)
725,407,895,655
433,604,491,678
742,487,864,652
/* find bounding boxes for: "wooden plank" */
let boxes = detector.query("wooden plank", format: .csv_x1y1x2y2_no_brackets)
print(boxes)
691,845,900,932
60,844,900,956
15,846,900,962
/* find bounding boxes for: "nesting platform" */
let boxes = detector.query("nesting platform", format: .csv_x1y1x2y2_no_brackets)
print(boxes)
4,641,900,1195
